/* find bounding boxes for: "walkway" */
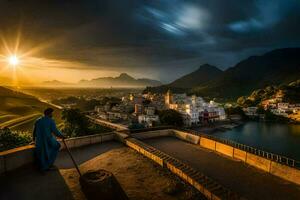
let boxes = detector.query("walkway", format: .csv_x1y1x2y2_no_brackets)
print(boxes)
144,137,300,200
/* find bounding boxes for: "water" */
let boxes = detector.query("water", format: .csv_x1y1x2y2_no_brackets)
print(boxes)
213,122,300,161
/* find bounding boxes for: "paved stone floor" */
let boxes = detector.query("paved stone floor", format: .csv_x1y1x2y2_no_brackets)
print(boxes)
144,136,300,200
0,141,123,200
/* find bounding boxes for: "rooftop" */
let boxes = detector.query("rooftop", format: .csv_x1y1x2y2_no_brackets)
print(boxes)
1,129,300,200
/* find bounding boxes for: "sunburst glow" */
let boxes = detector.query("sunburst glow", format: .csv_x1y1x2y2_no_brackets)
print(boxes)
8,55,19,66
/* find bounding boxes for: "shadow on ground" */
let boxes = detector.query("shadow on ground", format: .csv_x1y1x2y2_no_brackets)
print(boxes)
0,141,123,200
0,165,74,200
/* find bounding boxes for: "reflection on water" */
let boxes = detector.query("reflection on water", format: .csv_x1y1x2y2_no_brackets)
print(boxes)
213,122,300,160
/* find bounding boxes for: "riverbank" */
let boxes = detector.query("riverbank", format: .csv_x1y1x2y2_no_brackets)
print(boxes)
190,120,245,134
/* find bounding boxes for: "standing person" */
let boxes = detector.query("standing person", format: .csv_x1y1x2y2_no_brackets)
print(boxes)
33,108,65,172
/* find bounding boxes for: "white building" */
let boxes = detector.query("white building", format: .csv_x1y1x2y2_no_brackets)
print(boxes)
164,90,226,126
138,115,159,127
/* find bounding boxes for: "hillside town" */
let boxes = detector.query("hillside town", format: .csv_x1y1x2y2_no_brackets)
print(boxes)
92,90,227,128
242,91,300,121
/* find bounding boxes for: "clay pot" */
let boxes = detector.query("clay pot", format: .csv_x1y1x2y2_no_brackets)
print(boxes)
80,170,128,200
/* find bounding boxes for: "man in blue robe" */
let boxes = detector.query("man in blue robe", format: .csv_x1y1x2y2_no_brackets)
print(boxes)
33,108,65,171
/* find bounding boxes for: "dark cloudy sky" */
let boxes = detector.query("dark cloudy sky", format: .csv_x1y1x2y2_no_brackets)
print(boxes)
0,0,300,82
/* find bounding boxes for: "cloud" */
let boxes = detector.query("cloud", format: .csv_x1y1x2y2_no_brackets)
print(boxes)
0,0,299,82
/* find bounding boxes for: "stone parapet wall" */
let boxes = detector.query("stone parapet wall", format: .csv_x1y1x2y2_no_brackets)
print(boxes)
130,129,172,140
0,132,115,175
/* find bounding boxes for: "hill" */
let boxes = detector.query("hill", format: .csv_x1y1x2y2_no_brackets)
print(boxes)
192,48,300,100
79,73,162,87
145,48,300,101
0,86,62,132
144,64,223,94
237,79,300,107
168,64,223,88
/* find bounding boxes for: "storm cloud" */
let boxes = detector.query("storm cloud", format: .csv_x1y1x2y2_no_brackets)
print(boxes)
0,0,299,82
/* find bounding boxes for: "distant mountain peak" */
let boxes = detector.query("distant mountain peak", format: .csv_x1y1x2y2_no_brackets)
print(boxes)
199,63,216,69
165,64,223,88
118,73,134,80
197,64,222,72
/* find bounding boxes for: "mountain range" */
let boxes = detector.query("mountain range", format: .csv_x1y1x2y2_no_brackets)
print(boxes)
41,73,162,88
145,48,300,101
78,73,162,87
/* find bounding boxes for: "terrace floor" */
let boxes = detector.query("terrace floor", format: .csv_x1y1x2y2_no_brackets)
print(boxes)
144,136,300,200
0,140,202,200
0,141,123,200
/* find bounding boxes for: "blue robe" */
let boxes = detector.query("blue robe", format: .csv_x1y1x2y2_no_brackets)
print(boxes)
33,116,63,171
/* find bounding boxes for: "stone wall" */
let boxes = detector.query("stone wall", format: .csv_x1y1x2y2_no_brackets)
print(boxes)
130,129,172,140
172,130,200,144
270,162,300,185
87,116,129,131
0,132,115,175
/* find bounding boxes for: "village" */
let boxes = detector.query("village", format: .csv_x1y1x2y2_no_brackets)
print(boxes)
92,90,227,128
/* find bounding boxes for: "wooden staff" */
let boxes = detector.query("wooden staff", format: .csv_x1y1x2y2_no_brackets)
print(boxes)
62,139,82,177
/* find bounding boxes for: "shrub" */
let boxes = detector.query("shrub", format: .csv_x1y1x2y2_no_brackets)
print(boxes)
0,128,32,151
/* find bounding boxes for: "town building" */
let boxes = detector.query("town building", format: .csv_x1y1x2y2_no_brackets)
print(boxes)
138,114,159,127
164,90,226,126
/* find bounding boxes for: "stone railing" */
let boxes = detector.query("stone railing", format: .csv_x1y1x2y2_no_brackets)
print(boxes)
0,132,115,175
87,116,129,131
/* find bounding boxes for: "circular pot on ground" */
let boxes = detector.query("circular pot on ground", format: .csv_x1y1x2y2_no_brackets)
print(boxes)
80,169,128,200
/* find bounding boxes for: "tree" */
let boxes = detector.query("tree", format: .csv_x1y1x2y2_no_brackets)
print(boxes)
61,108,112,137
61,109,90,137
158,109,183,126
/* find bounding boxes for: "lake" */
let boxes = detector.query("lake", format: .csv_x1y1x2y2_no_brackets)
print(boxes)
213,122,300,161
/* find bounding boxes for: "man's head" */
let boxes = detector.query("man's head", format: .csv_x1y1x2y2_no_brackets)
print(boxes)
44,108,54,118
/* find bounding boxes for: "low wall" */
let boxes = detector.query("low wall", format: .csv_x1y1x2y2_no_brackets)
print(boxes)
200,137,216,151
270,162,300,185
173,129,300,186
87,116,129,131
246,153,271,172
0,145,35,174
59,132,114,150
216,142,234,158
125,138,240,200
173,130,200,144
130,129,172,140
0,132,115,175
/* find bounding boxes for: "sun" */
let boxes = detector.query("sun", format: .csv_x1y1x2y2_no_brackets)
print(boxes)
8,55,19,66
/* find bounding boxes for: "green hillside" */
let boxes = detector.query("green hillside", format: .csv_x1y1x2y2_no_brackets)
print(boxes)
0,86,62,133
237,79,300,107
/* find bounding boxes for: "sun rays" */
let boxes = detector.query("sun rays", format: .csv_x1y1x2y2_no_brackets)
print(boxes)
0,27,86,86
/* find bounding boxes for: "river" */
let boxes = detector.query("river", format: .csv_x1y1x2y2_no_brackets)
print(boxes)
213,122,300,161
